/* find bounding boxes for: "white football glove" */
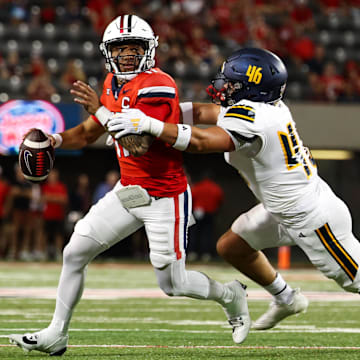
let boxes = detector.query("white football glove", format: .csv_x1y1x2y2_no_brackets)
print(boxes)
107,108,164,139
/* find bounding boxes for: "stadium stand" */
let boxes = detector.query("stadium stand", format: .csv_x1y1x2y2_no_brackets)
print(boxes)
0,0,359,103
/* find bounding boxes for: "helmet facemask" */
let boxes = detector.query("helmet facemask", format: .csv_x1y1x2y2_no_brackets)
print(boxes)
207,72,244,107
100,38,157,80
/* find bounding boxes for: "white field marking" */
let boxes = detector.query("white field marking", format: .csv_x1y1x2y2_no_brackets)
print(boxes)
2,325,360,334
0,310,53,316
1,288,359,301
82,319,360,329
1,343,360,350
0,318,228,325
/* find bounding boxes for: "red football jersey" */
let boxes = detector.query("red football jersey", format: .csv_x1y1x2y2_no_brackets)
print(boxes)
96,68,187,197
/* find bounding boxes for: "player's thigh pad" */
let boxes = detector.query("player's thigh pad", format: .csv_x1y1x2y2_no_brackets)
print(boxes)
291,195,360,293
74,182,142,248
136,187,192,268
231,203,295,250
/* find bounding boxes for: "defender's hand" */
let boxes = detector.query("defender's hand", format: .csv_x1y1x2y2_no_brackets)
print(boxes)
108,108,164,139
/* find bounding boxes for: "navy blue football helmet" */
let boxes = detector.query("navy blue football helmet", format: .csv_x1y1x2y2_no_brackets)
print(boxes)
207,48,288,106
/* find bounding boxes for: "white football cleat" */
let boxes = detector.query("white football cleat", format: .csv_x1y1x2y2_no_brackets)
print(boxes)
222,280,251,344
9,329,68,356
252,288,308,330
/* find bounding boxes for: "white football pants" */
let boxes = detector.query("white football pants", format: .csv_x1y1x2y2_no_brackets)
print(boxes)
232,192,360,293
49,181,232,334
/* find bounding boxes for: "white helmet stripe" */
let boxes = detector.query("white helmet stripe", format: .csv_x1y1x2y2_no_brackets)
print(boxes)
123,15,128,33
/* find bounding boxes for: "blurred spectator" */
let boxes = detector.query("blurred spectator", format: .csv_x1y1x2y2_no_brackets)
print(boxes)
290,30,315,63
248,11,274,49
59,59,87,93
306,44,327,75
5,50,23,78
26,69,57,101
319,61,345,101
87,0,115,34
60,0,86,25
40,0,56,23
290,0,315,33
67,173,91,231
306,72,326,102
339,61,360,102
42,169,69,261
9,1,28,25
0,166,10,258
277,15,297,59
219,11,249,46
187,174,224,262
319,0,344,14
6,164,32,260
0,55,10,80
28,184,46,261
186,25,212,65
18,184,45,261
92,170,119,204
180,0,205,16
24,54,47,78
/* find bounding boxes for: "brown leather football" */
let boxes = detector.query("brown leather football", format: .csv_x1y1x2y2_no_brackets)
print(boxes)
18,128,54,183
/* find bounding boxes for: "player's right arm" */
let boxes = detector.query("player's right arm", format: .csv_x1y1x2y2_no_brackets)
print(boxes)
181,102,220,126
108,108,235,153
49,116,105,149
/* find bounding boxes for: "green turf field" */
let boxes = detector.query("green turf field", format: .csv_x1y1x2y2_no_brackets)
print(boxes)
0,262,359,359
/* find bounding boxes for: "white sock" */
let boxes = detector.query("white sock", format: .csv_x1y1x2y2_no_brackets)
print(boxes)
208,278,234,305
264,273,293,304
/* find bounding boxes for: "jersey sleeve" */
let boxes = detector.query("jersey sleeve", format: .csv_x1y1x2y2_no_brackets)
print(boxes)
217,103,259,151
99,73,113,106
137,72,176,100
137,102,171,122
135,71,179,123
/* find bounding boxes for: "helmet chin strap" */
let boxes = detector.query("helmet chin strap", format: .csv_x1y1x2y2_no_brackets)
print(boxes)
115,73,138,81
110,53,149,81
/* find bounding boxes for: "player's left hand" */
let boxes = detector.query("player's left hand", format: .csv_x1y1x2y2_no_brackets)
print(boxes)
70,80,101,115
108,108,151,139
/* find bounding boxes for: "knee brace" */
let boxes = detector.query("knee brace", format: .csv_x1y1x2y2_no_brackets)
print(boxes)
154,259,209,299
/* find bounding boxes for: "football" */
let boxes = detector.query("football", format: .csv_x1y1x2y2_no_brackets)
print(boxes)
18,128,55,183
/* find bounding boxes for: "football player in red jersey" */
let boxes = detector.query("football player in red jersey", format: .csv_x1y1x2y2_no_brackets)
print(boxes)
9,15,250,355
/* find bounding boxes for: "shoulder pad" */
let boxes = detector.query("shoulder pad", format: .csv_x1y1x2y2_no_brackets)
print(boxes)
224,104,256,123
141,68,176,86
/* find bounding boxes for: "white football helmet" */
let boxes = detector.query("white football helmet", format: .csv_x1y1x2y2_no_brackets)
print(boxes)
99,14,158,80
